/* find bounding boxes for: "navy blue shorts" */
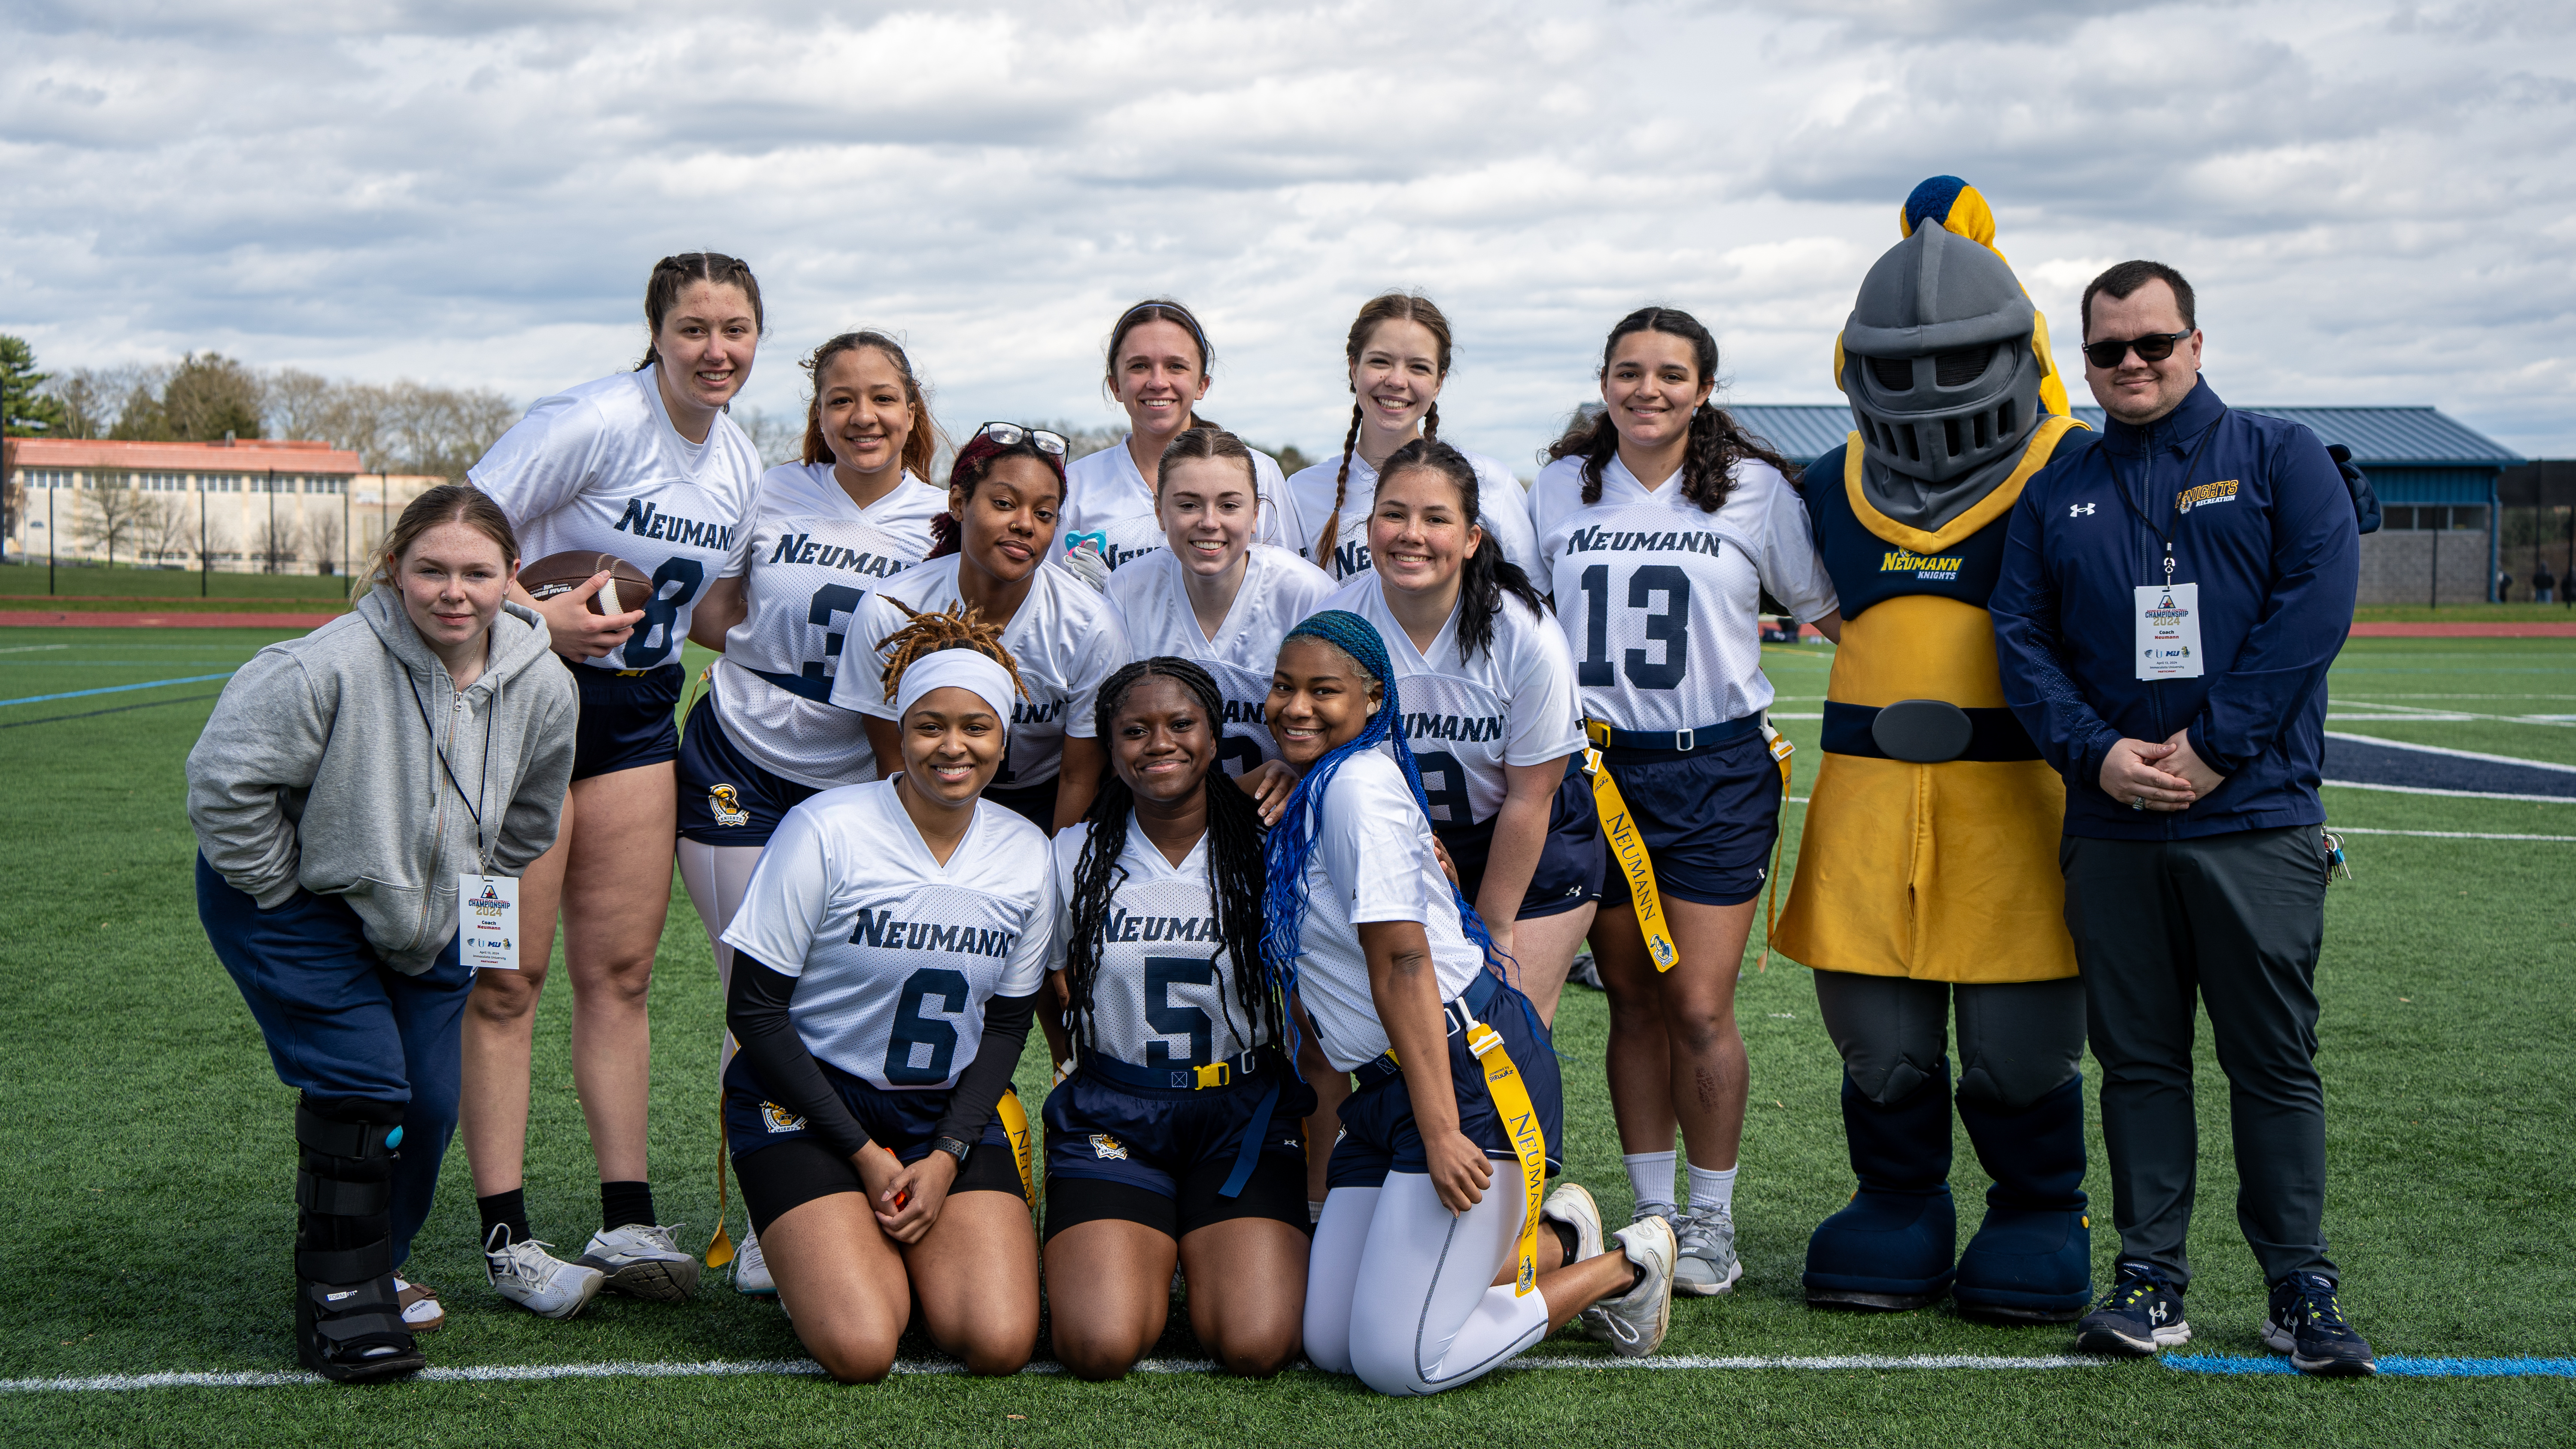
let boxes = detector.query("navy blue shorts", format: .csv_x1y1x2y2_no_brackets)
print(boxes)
1595,732,1783,909
984,776,1059,832
676,693,821,847
1439,759,1605,920
570,664,683,781
723,1054,1022,1233
1041,1056,1315,1242
1326,976,1563,1191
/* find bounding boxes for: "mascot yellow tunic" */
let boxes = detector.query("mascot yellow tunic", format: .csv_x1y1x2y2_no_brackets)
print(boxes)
1780,178,2094,1323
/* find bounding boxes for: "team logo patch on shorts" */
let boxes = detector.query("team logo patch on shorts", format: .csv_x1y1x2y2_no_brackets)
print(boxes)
761,1102,806,1134
1088,1133,1128,1161
709,784,750,828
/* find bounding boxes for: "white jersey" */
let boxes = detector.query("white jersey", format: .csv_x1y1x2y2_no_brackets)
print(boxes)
470,367,762,671
711,465,947,789
720,782,1051,1090
1323,575,1585,829
1283,446,1543,587
1531,453,1837,734
1050,818,1267,1070
1055,437,1299,574
1291,752,1488,1072
1103,544,1336,777
830,555,1127,789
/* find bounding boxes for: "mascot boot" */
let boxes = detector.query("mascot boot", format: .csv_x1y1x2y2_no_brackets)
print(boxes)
1953,1076,2092,1323
1804,1065,1958,1311
293,1094,424,1383
1772,176,2090,1315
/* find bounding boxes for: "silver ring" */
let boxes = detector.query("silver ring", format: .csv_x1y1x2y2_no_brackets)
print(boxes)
2131,796,2147,810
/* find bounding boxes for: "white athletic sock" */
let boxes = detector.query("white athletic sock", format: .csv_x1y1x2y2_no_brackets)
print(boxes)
1687,1161,1740,1216
1309,1199,1327,1225
1622,1151,1678,1217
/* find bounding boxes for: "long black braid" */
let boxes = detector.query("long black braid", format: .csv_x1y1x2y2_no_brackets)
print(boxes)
1060,658,1284,1061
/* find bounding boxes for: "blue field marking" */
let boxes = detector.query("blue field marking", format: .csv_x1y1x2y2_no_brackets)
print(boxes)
0,673,236,708
2323,733,2576,800
2166,1354,2576,1377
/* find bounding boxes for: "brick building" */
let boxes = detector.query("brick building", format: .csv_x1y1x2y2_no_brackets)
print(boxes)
3,437,447,575
1727,403,2526,604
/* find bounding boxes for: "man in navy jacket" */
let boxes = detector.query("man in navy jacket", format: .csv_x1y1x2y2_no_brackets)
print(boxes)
1991,260,2374,1376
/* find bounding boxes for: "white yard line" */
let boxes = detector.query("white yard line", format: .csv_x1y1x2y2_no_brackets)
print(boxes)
2322,780,2575,804
2331,826,2576,842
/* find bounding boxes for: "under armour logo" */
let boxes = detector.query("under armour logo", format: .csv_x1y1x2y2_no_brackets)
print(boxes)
2069,503,2098,518
2148,1303,2169,1324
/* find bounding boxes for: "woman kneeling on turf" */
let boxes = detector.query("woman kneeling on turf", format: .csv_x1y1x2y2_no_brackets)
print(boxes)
719,606,1048,1382
1039,658,1317,1379
1270,611,1679,1396
188,484,578,1381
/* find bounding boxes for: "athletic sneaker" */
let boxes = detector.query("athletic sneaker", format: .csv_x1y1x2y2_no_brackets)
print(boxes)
1583,1216,1679,1358
484,1229,607,1321
1542,1181,1606,1266
2074,1260,2190,1356
578,1222,702,1301
1567,949,1604,991
733,1225,775,1296
1671,1203,1743,1297
2263,1273,2376,1377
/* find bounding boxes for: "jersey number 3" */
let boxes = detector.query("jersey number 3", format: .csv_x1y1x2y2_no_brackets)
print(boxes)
884,967,970,1085
1577,562,1690,690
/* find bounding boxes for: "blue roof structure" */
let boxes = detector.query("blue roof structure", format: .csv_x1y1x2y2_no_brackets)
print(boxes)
1723,403,2522,470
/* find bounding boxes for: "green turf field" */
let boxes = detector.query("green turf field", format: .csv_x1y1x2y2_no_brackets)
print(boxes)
1,628,2569,1445
0,561,354,610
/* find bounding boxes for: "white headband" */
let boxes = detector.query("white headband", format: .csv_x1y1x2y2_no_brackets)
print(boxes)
894,648,1018,729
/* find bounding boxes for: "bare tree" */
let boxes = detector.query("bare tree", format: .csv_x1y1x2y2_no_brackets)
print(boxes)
44,363,170,440
733,405,802,468
252,512,302,574
76,482,149,567
307,508,344,576
140,494,197,565
264,368,343,443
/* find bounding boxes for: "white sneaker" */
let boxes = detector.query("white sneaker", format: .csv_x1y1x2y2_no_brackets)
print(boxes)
483,1231,606,1321
733,1225,775,1296
578,1223,702,1302
1542,1181,1605,1266
1583,1215,1678,1358
1672,1202,1744,1297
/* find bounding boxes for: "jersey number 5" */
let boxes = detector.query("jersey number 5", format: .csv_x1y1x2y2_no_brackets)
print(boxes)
884,967,970,1085
1576,562,1691,691
1144,955,1215,1068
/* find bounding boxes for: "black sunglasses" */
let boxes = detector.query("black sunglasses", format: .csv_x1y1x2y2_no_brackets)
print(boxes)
2082,329,2193,370
973,421,1069,458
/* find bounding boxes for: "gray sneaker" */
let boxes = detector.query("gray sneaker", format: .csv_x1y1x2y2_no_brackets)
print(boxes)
577,1223,702,1301
1672,1203,1743,1297
1581,1215,1678,1357
484,1230,607,1321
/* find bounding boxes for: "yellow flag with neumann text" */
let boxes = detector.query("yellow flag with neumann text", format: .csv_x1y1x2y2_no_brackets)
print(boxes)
1583,746,1679,972
1467,1020,1548,1296
996,1089,1036,1209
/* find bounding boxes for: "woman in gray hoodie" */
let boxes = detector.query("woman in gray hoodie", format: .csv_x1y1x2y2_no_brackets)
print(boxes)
187,484,577,1382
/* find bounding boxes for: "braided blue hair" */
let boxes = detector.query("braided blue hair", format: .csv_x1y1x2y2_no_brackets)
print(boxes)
1258,611,1517,1044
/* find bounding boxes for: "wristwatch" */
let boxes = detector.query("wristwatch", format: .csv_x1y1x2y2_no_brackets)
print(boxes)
929,1135,972,1164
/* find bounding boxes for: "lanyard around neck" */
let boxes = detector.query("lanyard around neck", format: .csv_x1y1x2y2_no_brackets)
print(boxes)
2105,408,2225,585
407,668,495,874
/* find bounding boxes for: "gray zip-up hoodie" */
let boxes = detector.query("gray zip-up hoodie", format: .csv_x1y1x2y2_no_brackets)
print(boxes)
187,587,579,974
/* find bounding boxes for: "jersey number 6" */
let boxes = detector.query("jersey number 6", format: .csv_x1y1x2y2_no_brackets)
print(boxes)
884,967,970,1085
1576,562,1691,691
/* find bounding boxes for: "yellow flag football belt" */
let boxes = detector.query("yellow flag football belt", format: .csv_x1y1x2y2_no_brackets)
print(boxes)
1465,1019,1549,1297
1581,741,1679,972
996,1089,1037,1208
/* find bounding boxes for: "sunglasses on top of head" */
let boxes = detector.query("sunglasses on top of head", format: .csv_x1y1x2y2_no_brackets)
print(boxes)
973,422,1069,458
2082,329,2194,370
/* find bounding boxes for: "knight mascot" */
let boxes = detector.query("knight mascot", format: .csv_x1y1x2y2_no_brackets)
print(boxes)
1774,177,2093,1322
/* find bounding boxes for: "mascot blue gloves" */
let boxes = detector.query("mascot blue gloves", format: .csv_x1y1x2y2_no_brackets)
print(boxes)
1773,177,2094,1323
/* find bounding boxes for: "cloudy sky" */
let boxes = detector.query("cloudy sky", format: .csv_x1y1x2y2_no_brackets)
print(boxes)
7,0,2572,469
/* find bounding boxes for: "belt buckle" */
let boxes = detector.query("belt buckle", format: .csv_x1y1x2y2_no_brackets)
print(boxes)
1192,1061,1230,1090
1584,718,1612,749
1675,727,1695,753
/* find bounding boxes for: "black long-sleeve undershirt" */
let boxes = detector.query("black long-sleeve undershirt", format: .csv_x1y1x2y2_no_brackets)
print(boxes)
726,949,1039,1165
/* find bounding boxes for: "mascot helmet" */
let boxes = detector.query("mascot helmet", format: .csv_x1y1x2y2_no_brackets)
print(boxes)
1840,188,2046,487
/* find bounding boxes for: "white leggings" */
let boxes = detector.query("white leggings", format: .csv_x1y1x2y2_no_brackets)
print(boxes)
1303,1171,1550,1396
674,839,762,1074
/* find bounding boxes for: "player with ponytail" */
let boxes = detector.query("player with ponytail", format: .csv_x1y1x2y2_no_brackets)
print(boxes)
719,604,1051,1382
1055,299,1300,583
1036,658,1315,1380
1284,291,1544,585
1531,305,1844,1300
1267,611,1678,1395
